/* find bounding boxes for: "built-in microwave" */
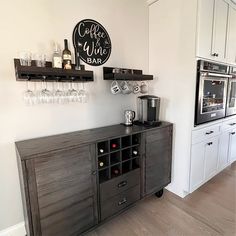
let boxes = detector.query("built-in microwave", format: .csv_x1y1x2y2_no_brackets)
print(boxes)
194,60,230,126
226,66,236,117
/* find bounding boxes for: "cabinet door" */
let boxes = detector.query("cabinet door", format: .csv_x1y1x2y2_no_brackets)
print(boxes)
190,142,205,193
26,145,98,236
145,126,172,195
227,6,236,64
196,0,215,59
212,0,228,61
218,131,230,171
204,136,219,180
229,129,236,163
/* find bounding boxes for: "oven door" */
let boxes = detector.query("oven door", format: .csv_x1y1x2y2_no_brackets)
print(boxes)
226,78,236,117
195,72,229,125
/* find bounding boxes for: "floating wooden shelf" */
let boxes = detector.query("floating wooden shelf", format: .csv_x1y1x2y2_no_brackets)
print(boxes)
14,59,94,82
103,67,153,81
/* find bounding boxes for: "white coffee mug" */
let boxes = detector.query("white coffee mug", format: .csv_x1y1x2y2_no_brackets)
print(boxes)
120,81,132,94
133,82,141,94
111,81,121,94
140,82,148,94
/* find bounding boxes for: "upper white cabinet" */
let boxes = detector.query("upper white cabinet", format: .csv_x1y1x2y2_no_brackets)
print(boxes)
196,0,229,62
226,6,236,64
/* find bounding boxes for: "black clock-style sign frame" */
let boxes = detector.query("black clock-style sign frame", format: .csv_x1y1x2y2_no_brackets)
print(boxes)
73,19,112,66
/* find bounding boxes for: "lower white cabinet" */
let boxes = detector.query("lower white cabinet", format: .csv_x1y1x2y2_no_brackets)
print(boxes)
190,119,236,193
190,136,219,192
218,131,230,171
229,129,236,163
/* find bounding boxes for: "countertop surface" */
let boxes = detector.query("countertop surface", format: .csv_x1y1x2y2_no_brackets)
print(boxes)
15,121,172,160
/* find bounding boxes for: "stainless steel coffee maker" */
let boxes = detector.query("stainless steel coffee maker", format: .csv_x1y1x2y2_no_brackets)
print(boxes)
124,110,136,126
138,95,161,126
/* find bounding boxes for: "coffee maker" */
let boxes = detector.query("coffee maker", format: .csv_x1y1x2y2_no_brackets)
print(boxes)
136,95,161,126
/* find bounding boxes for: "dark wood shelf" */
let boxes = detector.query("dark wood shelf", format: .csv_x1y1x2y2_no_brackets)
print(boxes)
14,58,94,82
103,67,153,81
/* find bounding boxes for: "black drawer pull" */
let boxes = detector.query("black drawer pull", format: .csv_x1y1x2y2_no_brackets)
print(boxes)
230,123,236,126
205,131,214,135
117,180,127,188
231,132,235,135
118,198,127,206
207,142,213,146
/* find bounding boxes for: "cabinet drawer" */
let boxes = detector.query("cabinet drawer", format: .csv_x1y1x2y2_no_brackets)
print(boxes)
100,185,140,220
100,169,140,202
192,124,220,144
221,118,236,132
146,126,171,143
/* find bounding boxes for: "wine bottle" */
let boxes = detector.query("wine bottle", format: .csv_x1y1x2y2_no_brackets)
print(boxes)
132,150,138,156
52,43,62,68
62,39,72,69
112,168,120,175
99,161,104,167
99,148,104,154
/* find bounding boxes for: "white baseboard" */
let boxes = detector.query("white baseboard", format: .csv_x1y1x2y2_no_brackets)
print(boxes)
0,222,26,236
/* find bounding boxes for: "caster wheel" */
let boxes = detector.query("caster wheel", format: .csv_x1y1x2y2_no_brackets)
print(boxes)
155,189,164,198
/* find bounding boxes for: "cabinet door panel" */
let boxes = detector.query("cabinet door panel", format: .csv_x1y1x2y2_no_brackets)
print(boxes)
190,142,205,193
204,136,219,180
212,0,228,61
218,131,230,171
229,129,236,163
196,0,215,59
145,127,172,195
30,145,97,236
227,6,236,64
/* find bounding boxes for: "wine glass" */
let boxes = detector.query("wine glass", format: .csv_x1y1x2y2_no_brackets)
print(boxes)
79,82,89,103
23,79,36,105
54,80,65,104
38,77,53,104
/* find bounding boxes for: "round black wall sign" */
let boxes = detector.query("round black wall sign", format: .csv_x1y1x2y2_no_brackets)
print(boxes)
73,19,112,66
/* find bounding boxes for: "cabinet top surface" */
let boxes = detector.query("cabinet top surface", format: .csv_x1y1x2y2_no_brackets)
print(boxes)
15,122,172,160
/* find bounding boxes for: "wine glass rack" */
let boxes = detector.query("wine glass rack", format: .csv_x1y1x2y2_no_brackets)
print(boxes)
97,134,141,183
14,58,94,82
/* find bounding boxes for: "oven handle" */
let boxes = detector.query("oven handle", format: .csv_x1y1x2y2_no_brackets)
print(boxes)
201,72,232,78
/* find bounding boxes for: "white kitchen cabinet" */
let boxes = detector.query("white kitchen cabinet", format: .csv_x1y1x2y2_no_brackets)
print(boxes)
218,131,230,171
226,6,236,64
190,135,219,192
190,142,205,192
196,0,229,62
229,128,236,163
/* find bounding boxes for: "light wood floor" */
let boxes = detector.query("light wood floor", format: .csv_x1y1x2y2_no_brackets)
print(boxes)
86,163,236,236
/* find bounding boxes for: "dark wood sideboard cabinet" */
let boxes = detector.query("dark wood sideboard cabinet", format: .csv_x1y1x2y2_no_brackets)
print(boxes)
15,122,173,236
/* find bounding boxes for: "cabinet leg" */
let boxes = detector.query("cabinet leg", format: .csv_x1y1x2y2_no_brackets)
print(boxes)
155,189,164,198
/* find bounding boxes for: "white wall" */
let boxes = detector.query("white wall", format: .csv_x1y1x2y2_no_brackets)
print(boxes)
149,0,198,197
0,0,149,230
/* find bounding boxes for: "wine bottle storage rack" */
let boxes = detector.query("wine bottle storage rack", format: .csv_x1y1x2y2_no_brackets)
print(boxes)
14,59,94,82
97,134,141,183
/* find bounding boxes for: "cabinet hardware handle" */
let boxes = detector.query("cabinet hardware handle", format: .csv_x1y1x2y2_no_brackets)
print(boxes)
205,131,214,135
211,53,218,57
118,198,127,206
231,132,235,135
117,180,128,188
230,123,236,126
215,53,219,57
207,142,213,146
92,171,97,175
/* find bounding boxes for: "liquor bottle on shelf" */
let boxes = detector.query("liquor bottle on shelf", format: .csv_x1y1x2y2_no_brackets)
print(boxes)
99,161,104,167
52,43,62,68
62,39,72,69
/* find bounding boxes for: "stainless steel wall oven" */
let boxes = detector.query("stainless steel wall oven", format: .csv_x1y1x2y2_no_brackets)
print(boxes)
226,66,236,117
195,60,230,125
